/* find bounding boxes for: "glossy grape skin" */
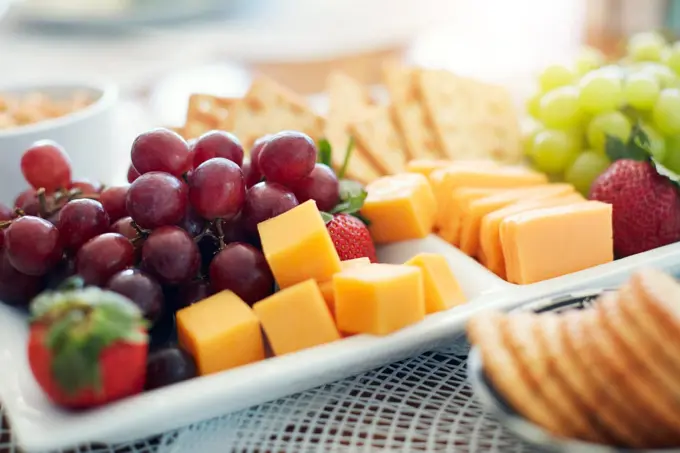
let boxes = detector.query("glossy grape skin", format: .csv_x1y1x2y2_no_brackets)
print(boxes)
58,199,110,252
539,86,582,129
130,128,191,177
192,131,244,168
127,164,141,183
586,111,632,152
574,46,605,76
652,88,680,136
14,189,36,211
141,226,200,285
75,233,135,286
244,136,269,187
100,186,129,223
0,203,12,221
173,280,213,310
537,64,575,93
209,243,274,305
107,269,163,323
290,163,340,211
565,151,611,196
110,217,138,240
69,179,101,195
189,158,246,220
0,251,45,307
530,130,580,174
578,70,624,114
525,91,542,119
627,31,666,62
20,140,72,192
177,206,204,237
5,216,63,276
258,131,317,184
145,346,197,390
624,72,661,111
241,182,299,235
126,172,188,229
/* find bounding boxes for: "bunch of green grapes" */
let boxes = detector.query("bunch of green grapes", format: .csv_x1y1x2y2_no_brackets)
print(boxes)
524,31,680,195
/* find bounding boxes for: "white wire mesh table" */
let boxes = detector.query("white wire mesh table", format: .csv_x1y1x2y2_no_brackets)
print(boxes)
0,338,541,453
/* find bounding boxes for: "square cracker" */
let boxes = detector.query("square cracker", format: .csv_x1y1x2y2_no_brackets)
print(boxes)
349,105,407,175
183,94,237,139
325,72,382,184
225,76,325,151
416,69,522,163
382,62,441,161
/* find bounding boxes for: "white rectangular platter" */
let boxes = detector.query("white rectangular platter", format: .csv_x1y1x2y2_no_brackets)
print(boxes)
3,235,680,452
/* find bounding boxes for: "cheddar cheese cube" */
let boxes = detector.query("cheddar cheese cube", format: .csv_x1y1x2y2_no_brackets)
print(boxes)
500,201,613,285
361,173,437,244
177,291,264,376
458,183,575,256
334,263,425,335
258,200,341,288
253,279,340,355
479,194,585,278
404,253,466,313
319,257,371,315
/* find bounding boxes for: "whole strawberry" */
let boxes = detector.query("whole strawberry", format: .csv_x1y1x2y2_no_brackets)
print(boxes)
27,280,148,408
590,159,680,257
326,213,377,262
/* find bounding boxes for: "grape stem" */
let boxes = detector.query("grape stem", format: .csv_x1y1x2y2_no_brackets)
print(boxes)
193,221,213,243
36,188,48,218
215,219,226,250
0,220,11,230
130,220,148,239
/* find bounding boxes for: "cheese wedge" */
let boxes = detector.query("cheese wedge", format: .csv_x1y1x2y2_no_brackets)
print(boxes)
500,201,613,285
437,187,506,244
458,183,576,257
479,193,585,279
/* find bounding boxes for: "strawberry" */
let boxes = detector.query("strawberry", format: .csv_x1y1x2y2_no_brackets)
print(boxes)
27,279,148,408
326,213,377,262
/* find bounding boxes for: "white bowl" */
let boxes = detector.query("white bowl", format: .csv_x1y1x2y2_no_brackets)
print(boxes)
0,81,119,206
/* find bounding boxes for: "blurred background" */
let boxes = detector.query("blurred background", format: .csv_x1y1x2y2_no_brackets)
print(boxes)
0,0,677,183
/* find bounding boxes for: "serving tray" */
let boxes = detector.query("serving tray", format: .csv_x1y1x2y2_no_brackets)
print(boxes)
3,235,680,452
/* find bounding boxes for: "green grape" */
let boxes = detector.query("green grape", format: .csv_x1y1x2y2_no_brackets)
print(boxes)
564,150,611,196
521,119,542,156
530,129,581,174
539,86,582,129
664,41,680,75
525,91,542,119
652,88,680,136
538,64,575,93
578,69,623,114
623,72,660,110
638,62,680,88
627,31,667,62
662,134,680,172
574,46,605,76
640,123,667,161
586,111,632,152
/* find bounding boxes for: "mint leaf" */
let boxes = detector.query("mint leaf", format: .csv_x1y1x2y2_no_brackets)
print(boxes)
317,138,332,167
338,137,355,179
320,211,334,224
605,134,647,162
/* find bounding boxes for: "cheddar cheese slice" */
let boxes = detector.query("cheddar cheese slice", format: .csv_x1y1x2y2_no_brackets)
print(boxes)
406,158,497,180
479,193,585,279
437,187,505,244
404,253,466,313
458,183,576,257
500,201,613,285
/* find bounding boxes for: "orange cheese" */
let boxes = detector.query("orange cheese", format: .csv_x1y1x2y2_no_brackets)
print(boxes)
458,183,576,256
177,291,264,375
334,263,425,335
406,158,497,179
319,257,371,315
429,166,548,233
253,279,340,355
479,193,585,278
404,253,466,313
437,187,505,244
258,200,341,288
361,173,437,244
500,201,613,285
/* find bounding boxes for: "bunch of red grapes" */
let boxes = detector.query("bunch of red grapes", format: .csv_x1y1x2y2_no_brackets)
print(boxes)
0,128,341,349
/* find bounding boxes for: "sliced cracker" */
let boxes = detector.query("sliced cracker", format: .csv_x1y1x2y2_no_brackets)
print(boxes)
225,76,325,151
183,94,237,139
382,62,441,160
467,312,564,436
416,69,521,163
325,72,382,184
349,104,408,175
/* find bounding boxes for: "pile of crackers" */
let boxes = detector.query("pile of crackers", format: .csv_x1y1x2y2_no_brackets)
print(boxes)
172,62,522,185
468,268,680,449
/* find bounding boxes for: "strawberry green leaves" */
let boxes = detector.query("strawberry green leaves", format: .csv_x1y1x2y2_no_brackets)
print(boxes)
605,123,650,162
322,180,371,226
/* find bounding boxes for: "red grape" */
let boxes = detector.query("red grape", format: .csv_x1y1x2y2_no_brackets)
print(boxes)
192,131,244,168
178,206,204,237
75,233,135,286
0,230,4,250
250,135,269,174
209,243,274,305
141,226,200,285
0,251,45,307
127,164,141,183
107,269,163,323
14,189,36,210
58,199,110,252
145,347,197,390
5,216,62,275
0,203,12,221
220,214,250,244
131,128,191,177
110,217,138,241
241,182,299,234
258,131,317,184
290,163,340,211
20,140,72,192
69,179,101,195
173,280,212,310
126,172,188,229
100,186,129,223
188,158,245,220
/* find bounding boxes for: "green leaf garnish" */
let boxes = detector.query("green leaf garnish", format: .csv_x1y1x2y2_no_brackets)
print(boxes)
331,179,367,215
317,138,333,167
605,134,648,162
320,211,334,224
338,137,355,180
652,158,680,185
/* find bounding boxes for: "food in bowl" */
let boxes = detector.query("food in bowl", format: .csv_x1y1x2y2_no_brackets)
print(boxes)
0,90,94,130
